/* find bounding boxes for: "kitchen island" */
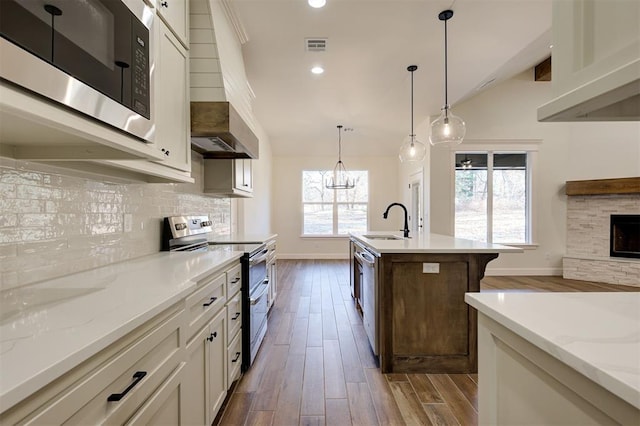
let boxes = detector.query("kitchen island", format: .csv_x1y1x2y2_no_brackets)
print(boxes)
350,231,522,373
465,292,640,425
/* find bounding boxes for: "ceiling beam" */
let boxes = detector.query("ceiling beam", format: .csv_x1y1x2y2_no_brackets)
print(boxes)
535,56,552,81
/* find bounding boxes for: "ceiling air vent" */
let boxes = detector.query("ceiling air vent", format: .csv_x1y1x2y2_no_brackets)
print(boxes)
305,38,327,52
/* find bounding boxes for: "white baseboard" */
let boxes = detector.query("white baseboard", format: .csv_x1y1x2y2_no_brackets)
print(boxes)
485,267,562,276
279,253,350,260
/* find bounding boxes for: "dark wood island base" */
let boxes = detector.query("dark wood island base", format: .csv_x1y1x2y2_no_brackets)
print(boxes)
378,252,499,374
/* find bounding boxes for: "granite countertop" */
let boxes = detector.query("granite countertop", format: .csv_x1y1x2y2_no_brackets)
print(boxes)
465,292,640,409
208,233,278,244
350,231,523,255
0,250,243,413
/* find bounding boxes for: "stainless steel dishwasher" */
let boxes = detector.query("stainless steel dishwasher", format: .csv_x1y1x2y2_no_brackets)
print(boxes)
355,245,378,355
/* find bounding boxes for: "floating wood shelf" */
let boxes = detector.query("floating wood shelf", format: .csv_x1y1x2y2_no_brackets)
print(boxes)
565,177,640,195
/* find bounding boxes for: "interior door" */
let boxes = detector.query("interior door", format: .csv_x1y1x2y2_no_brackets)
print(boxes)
409,170,424,235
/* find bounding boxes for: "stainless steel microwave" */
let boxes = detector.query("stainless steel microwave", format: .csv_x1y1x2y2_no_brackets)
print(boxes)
0,0,155,143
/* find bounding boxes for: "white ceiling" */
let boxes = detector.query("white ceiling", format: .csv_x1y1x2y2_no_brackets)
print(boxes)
231,0,552,157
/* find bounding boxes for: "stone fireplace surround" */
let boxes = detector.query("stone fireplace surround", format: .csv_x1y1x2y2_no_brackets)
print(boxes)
563,178,640,287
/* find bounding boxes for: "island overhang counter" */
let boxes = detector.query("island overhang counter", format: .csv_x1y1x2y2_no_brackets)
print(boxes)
349,231,522,374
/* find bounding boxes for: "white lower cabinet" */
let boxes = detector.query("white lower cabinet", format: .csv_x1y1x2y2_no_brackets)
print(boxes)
0,304,185,425
0,260,244,426
182,309,227,426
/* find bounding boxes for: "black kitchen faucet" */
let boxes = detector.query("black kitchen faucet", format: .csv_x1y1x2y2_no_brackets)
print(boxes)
383,203,410,238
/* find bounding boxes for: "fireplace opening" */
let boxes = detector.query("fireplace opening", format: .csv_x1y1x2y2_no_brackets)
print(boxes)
610,215,640,259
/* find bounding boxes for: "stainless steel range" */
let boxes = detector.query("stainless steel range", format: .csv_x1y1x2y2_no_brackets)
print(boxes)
161,215,268,371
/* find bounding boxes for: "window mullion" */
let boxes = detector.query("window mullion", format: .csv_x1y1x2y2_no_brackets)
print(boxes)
487,152,494,243
333,195,338,235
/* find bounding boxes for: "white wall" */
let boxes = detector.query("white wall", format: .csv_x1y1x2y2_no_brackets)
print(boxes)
397,120,431,234
273,156,399,258
238,125,273,235
426,70,639,275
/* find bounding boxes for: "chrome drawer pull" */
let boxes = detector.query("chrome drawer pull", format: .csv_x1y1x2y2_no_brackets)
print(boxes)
231,312,240,320
203,296,217,307
108,371,147,402
231,352,241,362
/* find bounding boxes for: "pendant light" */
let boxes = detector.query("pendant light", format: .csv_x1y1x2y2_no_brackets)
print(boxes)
429,10,466,147
326,125,355,189
399,65,426,162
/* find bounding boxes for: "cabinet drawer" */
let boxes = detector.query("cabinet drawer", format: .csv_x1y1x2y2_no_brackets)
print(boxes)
227,331,242,386
14,306,183,425
226,263,242,297
186,273,226,340
226,293,242,344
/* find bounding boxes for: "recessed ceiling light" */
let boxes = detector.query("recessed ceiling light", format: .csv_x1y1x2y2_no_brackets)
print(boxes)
308,0,326,8
311,66,324,75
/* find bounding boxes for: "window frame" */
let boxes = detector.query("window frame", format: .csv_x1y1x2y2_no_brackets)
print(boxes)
301,170,369,237
449,140,540,247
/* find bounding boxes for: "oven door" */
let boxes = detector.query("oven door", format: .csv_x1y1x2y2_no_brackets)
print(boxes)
0,0,154,141
249,278,269,363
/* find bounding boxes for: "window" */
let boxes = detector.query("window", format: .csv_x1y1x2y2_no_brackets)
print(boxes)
455,152,530,244
302,170,368,235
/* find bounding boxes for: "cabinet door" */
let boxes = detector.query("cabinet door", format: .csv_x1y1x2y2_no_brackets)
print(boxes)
155,20,191,172
268,260,277,308
125,363,185,425
242,159,253,192
156,0,188,47
234,159,253,193
208,310,227,421
182,326,209,426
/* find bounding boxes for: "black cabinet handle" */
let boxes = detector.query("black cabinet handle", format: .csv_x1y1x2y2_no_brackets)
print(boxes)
203,297,217,307
161,1,168,7
231,352,241,362
108,371,147,402
231,277,240,284
207,331,217,342
231,312,240,320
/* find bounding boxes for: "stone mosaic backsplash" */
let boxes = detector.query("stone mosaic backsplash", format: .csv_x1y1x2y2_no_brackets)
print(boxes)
0,154,231,290
564,193,640,286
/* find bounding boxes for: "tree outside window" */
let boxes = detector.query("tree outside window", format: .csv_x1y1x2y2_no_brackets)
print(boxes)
455,152,529,244
302,170,368,235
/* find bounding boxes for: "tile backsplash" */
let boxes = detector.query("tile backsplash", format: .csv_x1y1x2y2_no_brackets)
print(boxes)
0,153,232,290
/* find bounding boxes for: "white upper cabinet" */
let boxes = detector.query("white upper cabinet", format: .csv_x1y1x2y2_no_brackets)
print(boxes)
156,0,189,48
154,18,191,172
538,0,640,121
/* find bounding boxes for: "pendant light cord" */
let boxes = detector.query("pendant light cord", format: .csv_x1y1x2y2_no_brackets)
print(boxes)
337,125,342,162
444,17,448,109
410,69,414,136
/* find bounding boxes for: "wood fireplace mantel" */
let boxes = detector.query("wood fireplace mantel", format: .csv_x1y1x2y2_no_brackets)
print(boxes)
565,177,640,196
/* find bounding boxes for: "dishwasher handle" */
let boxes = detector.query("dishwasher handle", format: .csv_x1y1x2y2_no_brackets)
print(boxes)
355,250,376,266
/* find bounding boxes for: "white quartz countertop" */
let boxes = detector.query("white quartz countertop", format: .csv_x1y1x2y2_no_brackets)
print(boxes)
0,250,242,412
350,231,523,255
465,292,640,409
208,233,278,244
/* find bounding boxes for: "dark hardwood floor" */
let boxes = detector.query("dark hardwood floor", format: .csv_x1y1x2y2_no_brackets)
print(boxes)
217,260,639,426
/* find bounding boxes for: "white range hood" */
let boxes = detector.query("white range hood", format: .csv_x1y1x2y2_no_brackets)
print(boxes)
538,0,639,122
537,59,640,122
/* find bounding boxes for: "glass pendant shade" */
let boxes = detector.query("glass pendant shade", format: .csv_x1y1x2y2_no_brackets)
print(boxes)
399,65,426,162
429,106,465,147
326,125,355,189
430,10,466,147
399,134,427,162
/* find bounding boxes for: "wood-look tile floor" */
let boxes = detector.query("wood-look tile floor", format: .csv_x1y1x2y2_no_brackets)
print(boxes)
216,260,639,426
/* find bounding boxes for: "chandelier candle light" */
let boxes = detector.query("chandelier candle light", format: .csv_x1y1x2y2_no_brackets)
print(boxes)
429,9,466,147
326,125,355,190
399,65,427,162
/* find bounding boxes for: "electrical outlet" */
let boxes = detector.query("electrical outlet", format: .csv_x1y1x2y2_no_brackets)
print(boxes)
422,263,440,274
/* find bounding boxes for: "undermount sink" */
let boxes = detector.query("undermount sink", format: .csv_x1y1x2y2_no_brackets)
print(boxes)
361,234,404,240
